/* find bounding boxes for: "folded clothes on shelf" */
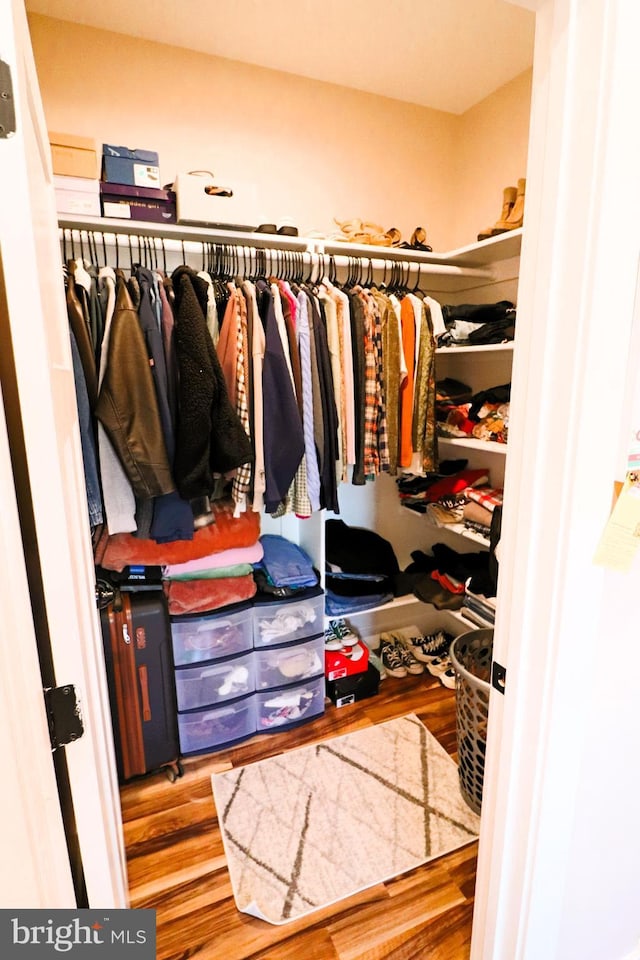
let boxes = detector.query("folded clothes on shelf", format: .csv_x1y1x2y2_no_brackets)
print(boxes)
256,534,318,589
325,589,394,616
438,301,516,347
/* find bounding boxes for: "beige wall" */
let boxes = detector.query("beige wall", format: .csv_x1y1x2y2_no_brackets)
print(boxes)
28,14,531,251
454,69,533,247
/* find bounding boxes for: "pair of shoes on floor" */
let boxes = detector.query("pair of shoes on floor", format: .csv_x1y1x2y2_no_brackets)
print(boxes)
379,633,424,678
403,630,456,689
425,654,457,689
477,178,526,241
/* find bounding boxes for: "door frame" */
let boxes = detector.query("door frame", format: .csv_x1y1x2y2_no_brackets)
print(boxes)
1,0,127,907
7,0,640,951
473,0,640,957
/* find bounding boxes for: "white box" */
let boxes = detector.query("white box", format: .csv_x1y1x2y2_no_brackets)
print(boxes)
174,170,258,228
54,174,100,217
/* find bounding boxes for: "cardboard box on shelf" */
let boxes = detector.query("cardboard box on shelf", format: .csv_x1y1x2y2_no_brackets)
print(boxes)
49,132,97,179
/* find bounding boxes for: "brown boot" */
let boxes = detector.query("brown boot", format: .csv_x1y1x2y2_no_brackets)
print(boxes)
492,178,525,234
477,186,517,241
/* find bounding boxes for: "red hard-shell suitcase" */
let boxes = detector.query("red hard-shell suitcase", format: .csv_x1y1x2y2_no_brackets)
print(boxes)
100,590,182,782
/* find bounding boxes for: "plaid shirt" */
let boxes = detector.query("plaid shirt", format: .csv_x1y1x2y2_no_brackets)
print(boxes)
231,290,253,514
466,486,504,512
361,291,389,480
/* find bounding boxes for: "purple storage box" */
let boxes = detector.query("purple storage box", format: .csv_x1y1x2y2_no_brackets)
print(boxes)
100,182,176,223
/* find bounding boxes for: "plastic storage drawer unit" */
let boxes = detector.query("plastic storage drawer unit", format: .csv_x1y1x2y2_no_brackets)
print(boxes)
253,589,324,648
177,694,256,755
254,674,325,732
171,602,253,666
254,635,324,690
174,651,254,711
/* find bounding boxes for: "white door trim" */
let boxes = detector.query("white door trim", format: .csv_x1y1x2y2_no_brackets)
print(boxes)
472,0,640,956
2,0,128,907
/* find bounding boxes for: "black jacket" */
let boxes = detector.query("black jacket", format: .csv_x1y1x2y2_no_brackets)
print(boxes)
171,266,253,499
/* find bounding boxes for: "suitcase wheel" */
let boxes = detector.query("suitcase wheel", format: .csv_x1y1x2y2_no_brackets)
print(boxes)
164,760,184,783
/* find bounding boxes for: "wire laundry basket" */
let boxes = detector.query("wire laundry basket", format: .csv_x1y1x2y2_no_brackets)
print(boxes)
449,627,494,815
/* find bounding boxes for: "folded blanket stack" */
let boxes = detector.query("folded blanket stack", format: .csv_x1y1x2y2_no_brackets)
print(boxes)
95,499,261,616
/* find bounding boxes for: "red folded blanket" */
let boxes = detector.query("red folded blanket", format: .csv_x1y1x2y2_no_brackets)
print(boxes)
164,574,257,616
94,501,260,572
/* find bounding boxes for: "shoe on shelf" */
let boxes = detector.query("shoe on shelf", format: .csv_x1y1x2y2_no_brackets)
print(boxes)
492,177,525,234
324,624,343,651
329,618,359,647
405,630,454,663
391,635,424,675
379,639,408,678
477,185,517,241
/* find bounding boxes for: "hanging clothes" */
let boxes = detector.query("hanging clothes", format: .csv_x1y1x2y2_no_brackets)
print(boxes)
171,265,253,499
95,273,174,499
257,279,305,513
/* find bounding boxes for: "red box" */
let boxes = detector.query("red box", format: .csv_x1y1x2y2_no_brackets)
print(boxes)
324,640,369,681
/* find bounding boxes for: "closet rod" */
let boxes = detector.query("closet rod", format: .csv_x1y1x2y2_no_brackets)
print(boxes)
58,219,493,280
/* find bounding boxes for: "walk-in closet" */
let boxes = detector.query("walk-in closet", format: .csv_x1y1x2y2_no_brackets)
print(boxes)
4,2,640,959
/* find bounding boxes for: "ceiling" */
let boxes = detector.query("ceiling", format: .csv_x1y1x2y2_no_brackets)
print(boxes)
25,0,535,114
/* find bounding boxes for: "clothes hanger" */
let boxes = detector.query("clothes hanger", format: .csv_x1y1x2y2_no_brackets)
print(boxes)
73,231,92,292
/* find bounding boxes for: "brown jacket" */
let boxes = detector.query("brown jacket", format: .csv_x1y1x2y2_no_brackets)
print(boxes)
95,276,174,499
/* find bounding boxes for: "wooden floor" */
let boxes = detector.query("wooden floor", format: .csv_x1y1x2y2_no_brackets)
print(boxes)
120,672,478,960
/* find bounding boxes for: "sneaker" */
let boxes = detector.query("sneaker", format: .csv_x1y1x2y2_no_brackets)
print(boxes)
393,637,424,675
329,618,359,647
426,654,453,677
407,630,454,662
439,666,456,689
380,640,408,678
324,624,343,651
367,648,387,680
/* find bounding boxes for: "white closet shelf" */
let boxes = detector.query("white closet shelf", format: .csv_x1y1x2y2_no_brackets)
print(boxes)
330,595,422,619
435,522,490,548
442,228,522,266
449,609,495,631
57,215,520,282
438,436,508,454
436,342,515,355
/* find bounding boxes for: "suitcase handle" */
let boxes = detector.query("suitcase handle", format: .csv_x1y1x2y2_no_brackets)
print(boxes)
138,665,152,722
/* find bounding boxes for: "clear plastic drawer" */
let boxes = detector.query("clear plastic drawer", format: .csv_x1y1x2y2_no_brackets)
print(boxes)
254,675,325,732
171,604,253,666
177,695,256,755
254,635,324,690
253,593,324,647
174,651,254,711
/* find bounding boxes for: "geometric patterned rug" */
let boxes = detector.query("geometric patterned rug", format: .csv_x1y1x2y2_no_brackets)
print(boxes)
211,713,480,924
